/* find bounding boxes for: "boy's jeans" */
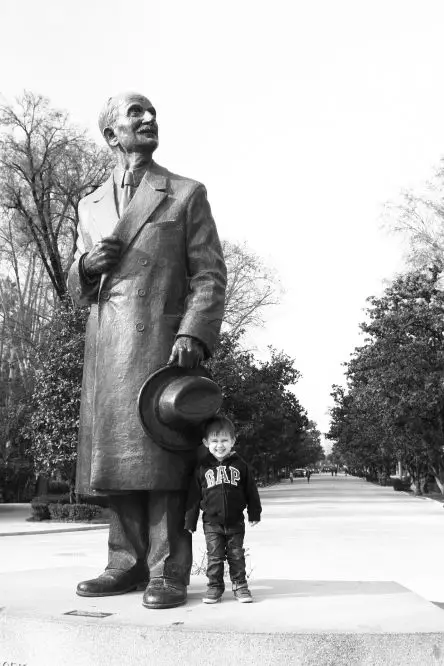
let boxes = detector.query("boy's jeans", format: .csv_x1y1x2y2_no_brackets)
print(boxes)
203,522,247,590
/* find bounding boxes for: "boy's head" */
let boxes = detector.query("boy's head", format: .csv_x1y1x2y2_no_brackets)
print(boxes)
203,416,236,461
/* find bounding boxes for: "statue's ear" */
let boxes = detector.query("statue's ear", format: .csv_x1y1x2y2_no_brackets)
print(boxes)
103,127,118,148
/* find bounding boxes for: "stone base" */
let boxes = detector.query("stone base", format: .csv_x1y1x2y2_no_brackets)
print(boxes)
1,574,444,665
2,614,444,666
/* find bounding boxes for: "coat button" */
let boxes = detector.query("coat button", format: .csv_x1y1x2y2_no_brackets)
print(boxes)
101,290,110,301
139,258,148,266
136,322,145,332
138,288,146,297
76,287,81,295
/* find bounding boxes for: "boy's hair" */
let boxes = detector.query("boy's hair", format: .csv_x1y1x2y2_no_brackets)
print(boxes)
203,415,236,439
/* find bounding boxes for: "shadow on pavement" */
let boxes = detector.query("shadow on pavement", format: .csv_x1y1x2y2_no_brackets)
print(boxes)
187,578,412,605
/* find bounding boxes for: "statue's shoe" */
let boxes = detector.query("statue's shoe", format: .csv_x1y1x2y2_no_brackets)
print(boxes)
142,577,187,609
76,568,147,597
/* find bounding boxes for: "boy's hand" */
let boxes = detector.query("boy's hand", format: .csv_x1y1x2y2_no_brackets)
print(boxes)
186,528,194,533
249,521,259,527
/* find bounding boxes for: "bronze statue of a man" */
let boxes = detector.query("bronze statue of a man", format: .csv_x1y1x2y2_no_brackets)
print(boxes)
68,92,226,608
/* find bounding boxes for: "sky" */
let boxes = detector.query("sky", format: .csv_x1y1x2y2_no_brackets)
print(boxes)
2,0,444,445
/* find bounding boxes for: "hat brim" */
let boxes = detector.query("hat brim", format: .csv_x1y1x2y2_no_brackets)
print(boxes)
138,365,218,452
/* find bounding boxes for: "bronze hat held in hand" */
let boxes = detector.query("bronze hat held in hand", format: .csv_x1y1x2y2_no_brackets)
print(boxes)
138,365,223,452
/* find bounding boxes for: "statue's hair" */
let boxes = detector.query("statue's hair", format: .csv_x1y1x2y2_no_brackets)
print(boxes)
98,92,147,137
98,96,119,137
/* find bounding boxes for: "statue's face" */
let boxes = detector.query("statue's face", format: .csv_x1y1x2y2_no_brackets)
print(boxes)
106,93,158,155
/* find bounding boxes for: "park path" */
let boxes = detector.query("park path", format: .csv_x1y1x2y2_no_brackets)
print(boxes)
2,473,444,666
248,473,444,603
0,473,443,603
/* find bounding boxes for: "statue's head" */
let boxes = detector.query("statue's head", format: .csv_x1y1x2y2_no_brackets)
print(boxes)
98,92,158,157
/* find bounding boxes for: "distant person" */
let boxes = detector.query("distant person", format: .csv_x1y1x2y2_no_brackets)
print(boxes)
306,469,312,483
185,416,262,604
331,468,334,476
289,472,294,484
334,467,338,476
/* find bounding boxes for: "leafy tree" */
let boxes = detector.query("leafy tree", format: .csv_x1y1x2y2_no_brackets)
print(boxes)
328,384,397,480
209,331,319,479
21,302,88,500
0,272,38,497
0,345,33,500
297,420,324,469
327,267,444,494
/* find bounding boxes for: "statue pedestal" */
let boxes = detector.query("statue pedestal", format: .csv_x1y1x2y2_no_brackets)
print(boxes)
1,570,444,666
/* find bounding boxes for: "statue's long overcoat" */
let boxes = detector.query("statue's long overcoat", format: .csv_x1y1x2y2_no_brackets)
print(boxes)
68,162,226,495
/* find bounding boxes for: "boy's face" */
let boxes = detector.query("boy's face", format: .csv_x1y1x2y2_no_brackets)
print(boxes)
203,429,236,461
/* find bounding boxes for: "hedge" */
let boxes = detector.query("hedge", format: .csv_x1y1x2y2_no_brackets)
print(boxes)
393,478,411,491
30,499,102,522
48,503,102,522
31,502,51,521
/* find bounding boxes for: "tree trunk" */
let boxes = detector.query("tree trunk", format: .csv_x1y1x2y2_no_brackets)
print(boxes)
410,470,426,496
429,462,444,495
35,475,49,497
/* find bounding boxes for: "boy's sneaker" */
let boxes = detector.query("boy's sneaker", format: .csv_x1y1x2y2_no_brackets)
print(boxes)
202,587,223,604
233,586,253,603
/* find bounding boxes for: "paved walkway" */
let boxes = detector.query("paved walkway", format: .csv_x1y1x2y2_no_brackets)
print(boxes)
1,474,444,665
1,475,443,600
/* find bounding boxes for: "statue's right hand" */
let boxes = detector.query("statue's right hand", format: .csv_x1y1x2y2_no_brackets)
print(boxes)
83,235,123,277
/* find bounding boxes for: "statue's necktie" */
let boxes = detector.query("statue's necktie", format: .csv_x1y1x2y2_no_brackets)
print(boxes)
119,170,136,217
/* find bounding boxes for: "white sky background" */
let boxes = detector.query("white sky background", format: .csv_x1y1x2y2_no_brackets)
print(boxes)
2,0,444,445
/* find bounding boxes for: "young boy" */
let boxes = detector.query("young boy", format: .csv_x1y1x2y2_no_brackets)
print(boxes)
185,415,262,604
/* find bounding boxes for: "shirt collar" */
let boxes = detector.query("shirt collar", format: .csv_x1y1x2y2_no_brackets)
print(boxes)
115,163,151,189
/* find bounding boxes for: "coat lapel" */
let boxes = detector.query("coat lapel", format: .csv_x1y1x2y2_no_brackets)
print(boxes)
90,175,119,240
91,164,168,292
111,166,168,254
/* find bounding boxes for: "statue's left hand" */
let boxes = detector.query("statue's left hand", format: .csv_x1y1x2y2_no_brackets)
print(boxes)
167,336,205,368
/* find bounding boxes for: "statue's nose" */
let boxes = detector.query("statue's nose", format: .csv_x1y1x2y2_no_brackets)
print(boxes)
142,109,155,123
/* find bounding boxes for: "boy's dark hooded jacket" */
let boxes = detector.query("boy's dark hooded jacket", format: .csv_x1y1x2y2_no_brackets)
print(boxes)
185,451,262,531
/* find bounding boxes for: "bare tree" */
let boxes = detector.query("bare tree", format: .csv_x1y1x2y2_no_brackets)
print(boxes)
0,91,113,300
0,215,53,369
222,240,282,333
383,160,444,270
